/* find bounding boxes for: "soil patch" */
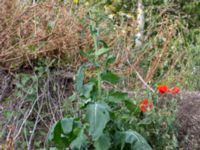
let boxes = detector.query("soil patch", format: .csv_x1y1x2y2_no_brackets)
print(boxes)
177,91,200,150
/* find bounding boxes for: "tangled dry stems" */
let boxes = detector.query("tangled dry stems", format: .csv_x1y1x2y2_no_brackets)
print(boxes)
0,0,92,70
0,66,74,149
0,0,185,86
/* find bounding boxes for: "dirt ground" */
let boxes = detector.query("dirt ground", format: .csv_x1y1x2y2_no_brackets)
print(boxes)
177,91,200,150
0,70,200,149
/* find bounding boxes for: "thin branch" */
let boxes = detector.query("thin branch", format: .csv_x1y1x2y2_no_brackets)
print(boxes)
126,58,155,93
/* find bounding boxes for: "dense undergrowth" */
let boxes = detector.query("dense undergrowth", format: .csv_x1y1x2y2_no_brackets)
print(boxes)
0,0,199,149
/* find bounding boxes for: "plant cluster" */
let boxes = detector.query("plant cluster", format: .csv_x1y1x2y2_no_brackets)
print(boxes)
48,23,179,150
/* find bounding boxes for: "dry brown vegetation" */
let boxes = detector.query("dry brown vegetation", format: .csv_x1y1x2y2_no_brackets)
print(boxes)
0,0,93,70
0,0,185,87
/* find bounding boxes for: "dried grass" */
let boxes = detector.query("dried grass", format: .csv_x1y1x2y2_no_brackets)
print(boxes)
0,0,92,70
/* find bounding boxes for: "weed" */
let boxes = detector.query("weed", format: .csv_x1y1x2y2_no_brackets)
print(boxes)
48,20,178,150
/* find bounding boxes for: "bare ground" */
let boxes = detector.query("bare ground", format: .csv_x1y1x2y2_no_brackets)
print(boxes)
177,91,200,150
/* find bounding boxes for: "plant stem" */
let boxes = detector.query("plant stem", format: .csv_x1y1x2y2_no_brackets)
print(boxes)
93,31,98,62
97,71,101,97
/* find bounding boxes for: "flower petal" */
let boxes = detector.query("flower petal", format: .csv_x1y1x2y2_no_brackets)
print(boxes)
157,85,169,94
169,86,180,94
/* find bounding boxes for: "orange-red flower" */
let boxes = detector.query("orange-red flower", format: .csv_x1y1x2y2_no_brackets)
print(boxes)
139,99,153,113
169,86,180,94
157,85,169,94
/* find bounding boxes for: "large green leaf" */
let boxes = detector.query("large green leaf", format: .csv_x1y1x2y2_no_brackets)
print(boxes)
108,90,128,102
94,134,111,150
115,130,152,150
71,128,88,150
101,70,120,84
61,118,74,134
48,118,82,149
86,103,110,140
48,121,68,149
80,82,95,98
124,100,140,114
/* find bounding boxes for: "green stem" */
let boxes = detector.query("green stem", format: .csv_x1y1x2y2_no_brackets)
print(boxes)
97,71,101,96
93,32,98,62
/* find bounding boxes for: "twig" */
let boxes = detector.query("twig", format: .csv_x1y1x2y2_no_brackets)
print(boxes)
126,58,155,92
13,94,42,141
27,100,43,150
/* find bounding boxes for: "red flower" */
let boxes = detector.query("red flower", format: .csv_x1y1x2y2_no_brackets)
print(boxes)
169,86,180,94
157,85,169,94
139,99,153,113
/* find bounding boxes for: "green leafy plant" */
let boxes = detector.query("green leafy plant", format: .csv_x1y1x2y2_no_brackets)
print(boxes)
48,18,178,150
48,21,152,150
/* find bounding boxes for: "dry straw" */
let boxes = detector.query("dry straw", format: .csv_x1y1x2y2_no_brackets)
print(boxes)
0,0,92,70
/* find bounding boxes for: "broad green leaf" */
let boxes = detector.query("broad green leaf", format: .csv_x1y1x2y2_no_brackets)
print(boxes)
61,118,74,134
94,134,111,150
75,65,85,92
48,118,82,149
125,130,152,150
108,90,128,102
101,70,120,84
124,100,140,114
48,121,68,148
86,103,110,140
115,130,152,150
81,82,95,98
95,48,109,57
71,128,88,150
